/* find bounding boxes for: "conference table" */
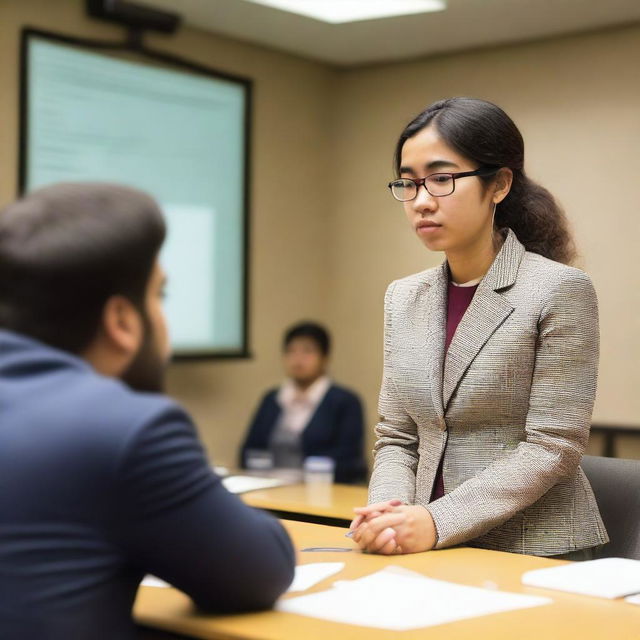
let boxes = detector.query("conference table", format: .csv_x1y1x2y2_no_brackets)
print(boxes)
135,519,640,639
239,481,368,526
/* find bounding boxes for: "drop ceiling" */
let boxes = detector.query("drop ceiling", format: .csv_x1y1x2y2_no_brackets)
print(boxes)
148,0,640,67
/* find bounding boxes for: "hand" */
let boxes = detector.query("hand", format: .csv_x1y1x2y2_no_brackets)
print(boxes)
352,505,437,555
348,499,404,532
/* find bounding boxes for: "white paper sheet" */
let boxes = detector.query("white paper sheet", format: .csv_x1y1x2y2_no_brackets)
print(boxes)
625,593,640,605
221,475,286,494
287,563,345,593
522,557,640,599
141,575,171,588
212,465,230,477
278,566,551,630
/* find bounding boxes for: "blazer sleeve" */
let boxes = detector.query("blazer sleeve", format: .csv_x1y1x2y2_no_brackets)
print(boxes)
112,407,295,612
426,271,600,549
368,281,420,505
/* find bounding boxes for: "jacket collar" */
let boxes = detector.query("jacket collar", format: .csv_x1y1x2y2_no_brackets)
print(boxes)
0,329,90,378
422,228,524,291
423,229,525,414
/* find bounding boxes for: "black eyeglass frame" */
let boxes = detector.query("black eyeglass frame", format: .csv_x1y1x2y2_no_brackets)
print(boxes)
388,165,502,201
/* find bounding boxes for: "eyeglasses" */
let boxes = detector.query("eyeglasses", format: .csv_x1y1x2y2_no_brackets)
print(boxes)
388,166,501,202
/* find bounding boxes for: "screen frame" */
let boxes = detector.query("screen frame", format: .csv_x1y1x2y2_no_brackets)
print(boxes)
18,27,253,361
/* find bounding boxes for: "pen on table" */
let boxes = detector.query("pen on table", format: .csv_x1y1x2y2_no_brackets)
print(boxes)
346,513,364,537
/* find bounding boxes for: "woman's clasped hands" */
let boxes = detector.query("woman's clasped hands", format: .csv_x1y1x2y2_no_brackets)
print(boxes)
348,499,438,555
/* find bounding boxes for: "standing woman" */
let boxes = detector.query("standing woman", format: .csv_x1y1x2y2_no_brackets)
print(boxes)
351,98,608,558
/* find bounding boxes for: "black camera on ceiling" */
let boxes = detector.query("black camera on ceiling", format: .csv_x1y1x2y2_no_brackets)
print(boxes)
86,0,181,34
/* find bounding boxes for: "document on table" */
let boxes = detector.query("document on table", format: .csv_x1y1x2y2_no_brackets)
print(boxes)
141,575,171,588
278,566,551,630
221,475,287,494
625,594,640,605
287,563,345,593
522,558,640,599
212,465,230,477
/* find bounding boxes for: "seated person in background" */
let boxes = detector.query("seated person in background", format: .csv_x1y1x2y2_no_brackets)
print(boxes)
0,183,294,640
240,322,367,484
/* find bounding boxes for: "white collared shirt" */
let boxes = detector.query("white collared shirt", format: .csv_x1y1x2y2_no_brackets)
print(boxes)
275,376,331,434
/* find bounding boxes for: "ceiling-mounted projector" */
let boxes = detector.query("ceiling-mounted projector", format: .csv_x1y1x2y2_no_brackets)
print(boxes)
86,0,181,34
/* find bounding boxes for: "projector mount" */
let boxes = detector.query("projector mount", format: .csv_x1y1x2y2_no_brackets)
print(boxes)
86,0,181,49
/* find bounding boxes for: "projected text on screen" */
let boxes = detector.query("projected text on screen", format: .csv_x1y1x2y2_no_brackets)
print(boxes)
23,35,249,356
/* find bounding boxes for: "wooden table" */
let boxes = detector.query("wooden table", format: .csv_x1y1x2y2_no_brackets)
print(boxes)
135,520,640,639
240,483,368,526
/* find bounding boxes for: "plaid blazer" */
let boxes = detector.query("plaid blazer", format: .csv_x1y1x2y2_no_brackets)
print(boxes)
368,230,608,555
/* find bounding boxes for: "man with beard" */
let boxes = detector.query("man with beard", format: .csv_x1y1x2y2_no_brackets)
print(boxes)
0,183,295,640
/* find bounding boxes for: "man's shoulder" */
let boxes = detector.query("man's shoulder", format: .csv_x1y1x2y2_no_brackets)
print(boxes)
259,388,280,405
1,332,189,444
21,364,192,457
326,383,361,405
1,351,201,519
73,372,188,438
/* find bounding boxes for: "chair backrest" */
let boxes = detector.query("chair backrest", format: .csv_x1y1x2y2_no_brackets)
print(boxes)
580,455,640,560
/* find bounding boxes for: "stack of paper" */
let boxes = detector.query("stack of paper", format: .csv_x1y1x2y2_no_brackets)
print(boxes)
522,558,640,599
278,566,551,630
212,465,230,477
221,475,286,494
141,575,171,588
287,563,345,592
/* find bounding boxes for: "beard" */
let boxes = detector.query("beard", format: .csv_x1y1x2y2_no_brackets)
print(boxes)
121,326,166,393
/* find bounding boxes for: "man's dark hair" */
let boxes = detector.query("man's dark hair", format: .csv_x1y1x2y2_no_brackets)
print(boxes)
283,322,331,356
0,182,166,354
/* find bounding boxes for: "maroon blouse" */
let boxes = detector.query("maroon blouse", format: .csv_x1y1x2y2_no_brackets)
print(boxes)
431,280,479,501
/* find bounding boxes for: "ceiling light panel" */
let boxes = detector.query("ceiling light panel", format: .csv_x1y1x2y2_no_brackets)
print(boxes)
243,0,447,24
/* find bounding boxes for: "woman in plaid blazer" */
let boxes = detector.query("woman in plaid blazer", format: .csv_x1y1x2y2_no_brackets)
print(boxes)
351,98,608,557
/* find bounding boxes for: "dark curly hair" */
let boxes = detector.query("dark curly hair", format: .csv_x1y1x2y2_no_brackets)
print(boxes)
393,97,576,264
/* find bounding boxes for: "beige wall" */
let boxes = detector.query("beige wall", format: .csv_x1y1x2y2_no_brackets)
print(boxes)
1,0,638,465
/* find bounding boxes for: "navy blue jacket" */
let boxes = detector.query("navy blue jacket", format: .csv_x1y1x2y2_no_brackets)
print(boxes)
0,330,295,640
240,384,367,484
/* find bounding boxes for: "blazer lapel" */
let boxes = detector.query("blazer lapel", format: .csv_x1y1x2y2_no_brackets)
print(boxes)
424,263,448,419
442,230,525,410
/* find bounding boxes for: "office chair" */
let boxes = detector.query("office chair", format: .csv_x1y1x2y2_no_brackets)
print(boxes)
580,455,640,560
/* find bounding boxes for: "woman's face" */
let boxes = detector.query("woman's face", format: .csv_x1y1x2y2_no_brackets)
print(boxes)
400,125,497,254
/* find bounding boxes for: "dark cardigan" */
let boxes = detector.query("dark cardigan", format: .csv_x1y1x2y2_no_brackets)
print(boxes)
240,384,367,484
